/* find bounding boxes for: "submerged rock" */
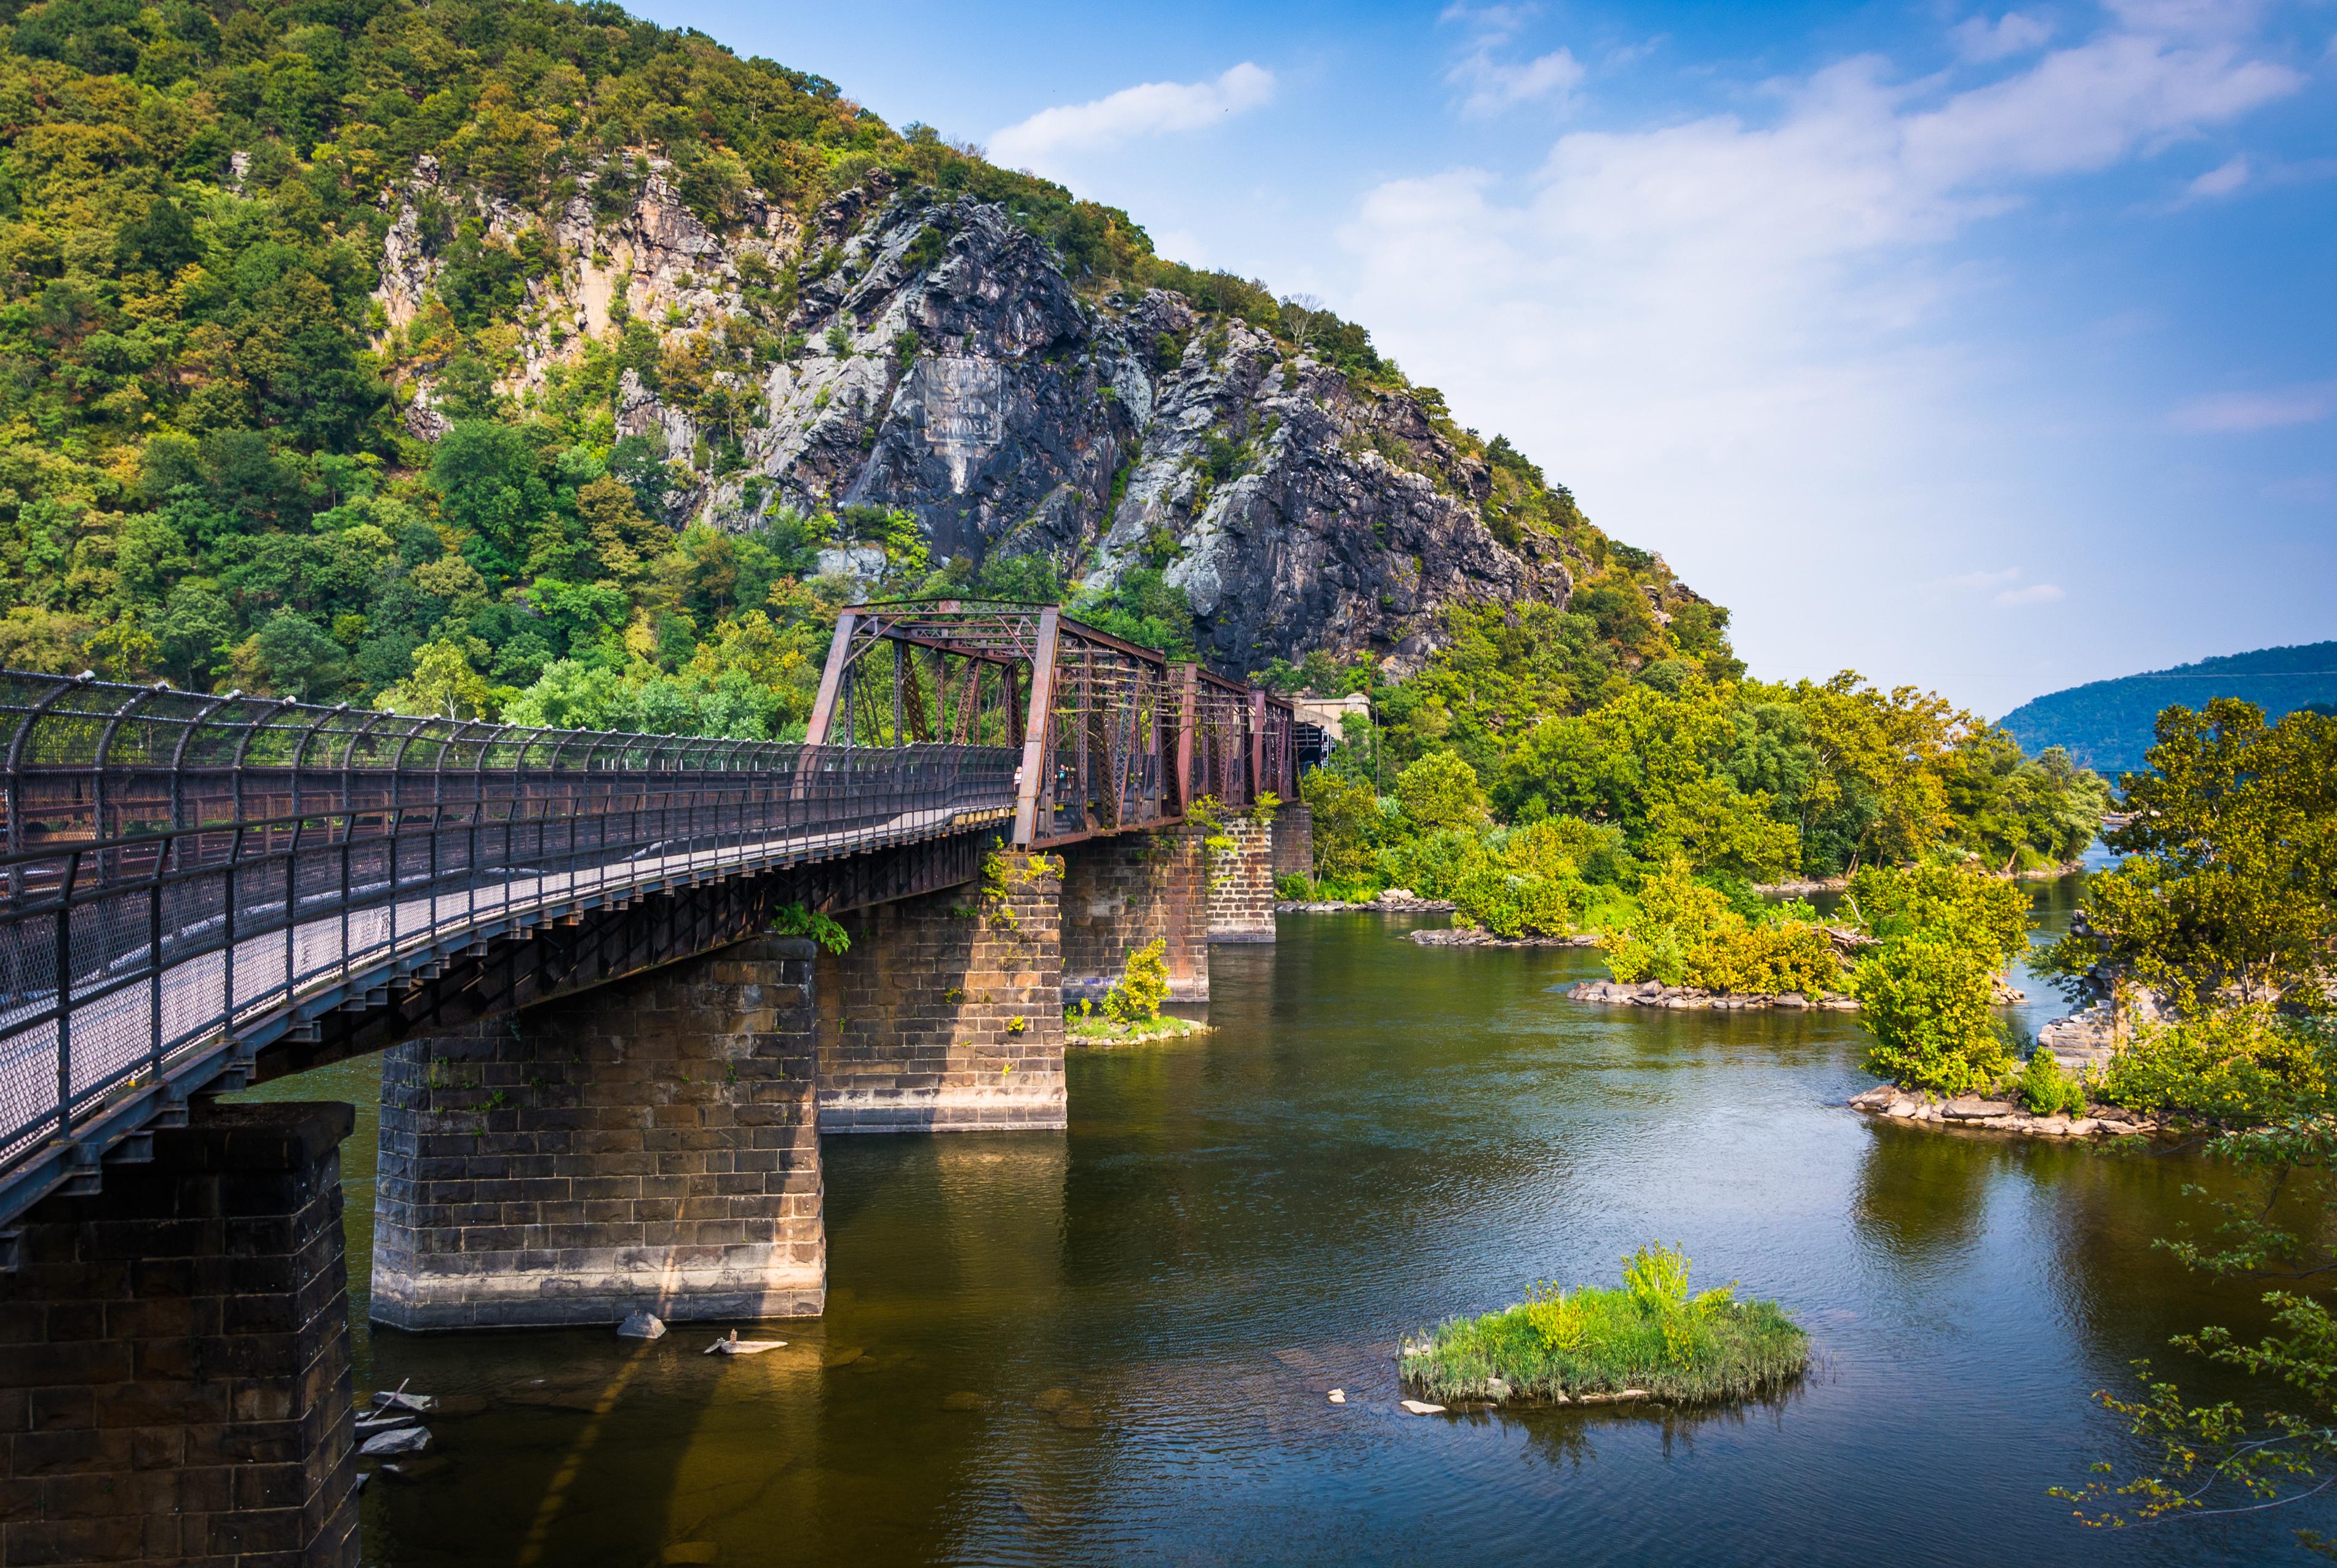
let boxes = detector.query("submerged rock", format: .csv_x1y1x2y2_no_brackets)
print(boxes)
704,1331,787,1356
1399,1399,1446,1416
359,1426,431,1457
616,1311,667,1340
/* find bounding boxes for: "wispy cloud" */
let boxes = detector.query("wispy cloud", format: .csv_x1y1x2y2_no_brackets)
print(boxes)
2183,152,2251,199
1442,4,1585,117
988,63,1274,173
1951,12,2053,63
1339,10,2302,694
1995,582,2066,608
2172,382,2337,432
1940,566,2023,590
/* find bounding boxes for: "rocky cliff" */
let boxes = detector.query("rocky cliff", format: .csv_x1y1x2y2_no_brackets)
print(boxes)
376,159,1643,679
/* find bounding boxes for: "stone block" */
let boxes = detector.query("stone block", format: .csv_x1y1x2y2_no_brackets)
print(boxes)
373,936,825,1329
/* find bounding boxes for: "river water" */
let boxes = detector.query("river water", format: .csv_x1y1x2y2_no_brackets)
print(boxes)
250,875,2311,1566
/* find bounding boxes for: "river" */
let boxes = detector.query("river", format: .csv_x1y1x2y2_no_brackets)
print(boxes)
245,873,2309,1566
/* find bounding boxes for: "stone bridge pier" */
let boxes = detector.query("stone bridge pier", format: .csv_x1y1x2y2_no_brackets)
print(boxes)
0,1101,361,1566
365,842,1228,1334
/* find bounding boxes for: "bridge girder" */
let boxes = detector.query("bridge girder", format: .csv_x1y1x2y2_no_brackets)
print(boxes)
804,599,1299,849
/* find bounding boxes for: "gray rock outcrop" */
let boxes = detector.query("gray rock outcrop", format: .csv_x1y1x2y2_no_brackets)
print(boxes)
371,160,1643,678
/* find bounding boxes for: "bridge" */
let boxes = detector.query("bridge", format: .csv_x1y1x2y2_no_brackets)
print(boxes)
0,601,1311,1566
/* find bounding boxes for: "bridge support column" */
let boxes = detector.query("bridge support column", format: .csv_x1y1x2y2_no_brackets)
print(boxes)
370,936,824,1330
1058,830,1210,1012
817,851,1067,1133
1207,813,1280,943
1272,802,1313,882
0,1101,359,1566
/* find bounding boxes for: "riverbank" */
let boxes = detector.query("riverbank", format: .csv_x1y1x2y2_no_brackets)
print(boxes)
1846,1082,2158,1138
1755,860,2087,897
1065,1014,1212,1048
1569,978,1861,1011
1410,928,1600,949
1276,889,1454,914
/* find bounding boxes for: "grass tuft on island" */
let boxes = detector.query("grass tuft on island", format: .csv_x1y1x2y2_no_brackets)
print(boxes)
1065,1012,1208,1047
1403,1245,1809,1406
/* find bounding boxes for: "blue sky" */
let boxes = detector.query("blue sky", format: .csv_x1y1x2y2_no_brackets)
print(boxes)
635,0,2335,717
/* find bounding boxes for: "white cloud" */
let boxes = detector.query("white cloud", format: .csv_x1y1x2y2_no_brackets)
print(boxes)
988,64,1274,173
2172,382,2337,431
2184,152,2252,197
1951,12,2054,63
1942,566,2023,590
1336,17,2305,703
1442,4,1586,116
1995,582,2068,607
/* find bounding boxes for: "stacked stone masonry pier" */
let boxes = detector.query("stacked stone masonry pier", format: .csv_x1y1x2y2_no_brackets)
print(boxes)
815,852,1068,1133
1207,815,1280,943
370,936,825,1331
1059,830,1210,1010
0,1101,359,1567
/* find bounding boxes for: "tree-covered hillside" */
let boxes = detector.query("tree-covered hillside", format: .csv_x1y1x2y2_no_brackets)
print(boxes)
0,0,1704,726
1999,643,2337,778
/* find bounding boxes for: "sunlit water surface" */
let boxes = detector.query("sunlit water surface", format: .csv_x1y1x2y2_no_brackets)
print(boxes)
247,872,2311,1566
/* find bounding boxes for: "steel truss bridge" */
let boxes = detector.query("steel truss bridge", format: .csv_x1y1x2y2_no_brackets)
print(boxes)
0,601,1298,1238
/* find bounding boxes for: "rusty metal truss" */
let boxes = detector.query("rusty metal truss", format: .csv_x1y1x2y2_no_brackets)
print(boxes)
806,600,1298,849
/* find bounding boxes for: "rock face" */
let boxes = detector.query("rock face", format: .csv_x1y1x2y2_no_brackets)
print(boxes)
374,161,1598,678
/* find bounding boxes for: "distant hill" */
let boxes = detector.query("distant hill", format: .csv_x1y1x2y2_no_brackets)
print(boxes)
1998,643,2337,777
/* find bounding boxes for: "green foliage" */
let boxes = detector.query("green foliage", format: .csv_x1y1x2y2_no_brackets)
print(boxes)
770,902,849,954
1300,769,1377,883
1848,863,2031,972
1105,938,1170,1024
2055,1112,2337,1545
1602,860,1841,994
1851,932,2016,1096
1393,751,1488,834
1066,568,1194,658
2099,1007,2334,1124
2039,701,2337,1011
2016,1047,2090,1118
1406,1246,1806,1405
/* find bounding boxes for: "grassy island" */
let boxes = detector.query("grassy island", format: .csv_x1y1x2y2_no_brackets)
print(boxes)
1063,940,1208,1047
1403,1246,1808,1406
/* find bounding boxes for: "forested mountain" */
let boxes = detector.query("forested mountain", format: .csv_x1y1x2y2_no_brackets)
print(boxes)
0,0,1726,734
1999,643,2337,778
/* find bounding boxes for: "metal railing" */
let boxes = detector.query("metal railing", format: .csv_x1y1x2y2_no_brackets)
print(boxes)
0,672,1019,1216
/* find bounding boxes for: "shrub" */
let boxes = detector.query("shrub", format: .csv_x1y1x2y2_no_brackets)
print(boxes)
1299,767,1380,884
771,902,850,954
2016,1047,2089,1117
1852,932,2015,1096
1105,938,1170,1023
2100,1005,2335,1123
1602,860,1840,992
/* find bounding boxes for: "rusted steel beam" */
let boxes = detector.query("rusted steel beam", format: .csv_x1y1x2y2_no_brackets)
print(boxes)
1012,608,1061,846
804,609,857,746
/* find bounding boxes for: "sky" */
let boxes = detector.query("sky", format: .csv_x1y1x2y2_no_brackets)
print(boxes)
630,0,2336,717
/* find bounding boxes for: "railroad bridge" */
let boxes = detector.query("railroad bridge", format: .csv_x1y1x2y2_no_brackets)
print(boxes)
0,603,1312,1564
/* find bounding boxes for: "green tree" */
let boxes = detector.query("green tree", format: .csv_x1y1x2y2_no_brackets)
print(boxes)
2042,701,2336,1010
1394,751,1489,834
